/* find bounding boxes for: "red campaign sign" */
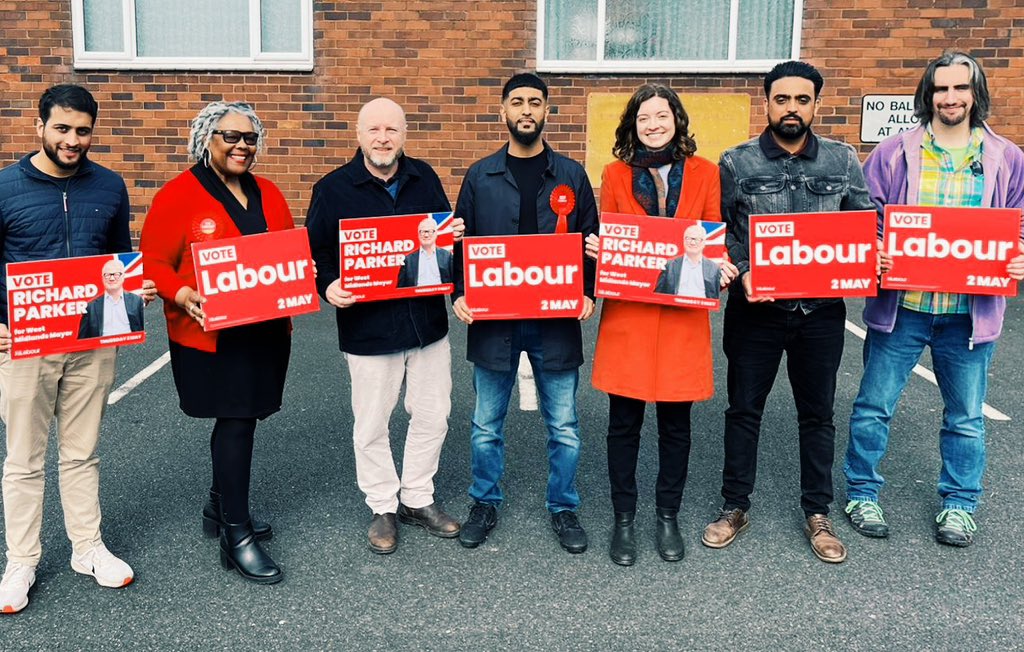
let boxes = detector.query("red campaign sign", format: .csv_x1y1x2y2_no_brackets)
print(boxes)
6,252,146,360
595,213,727,311
192,228,319,331
338,212,455,302
881,205,1021,296
749,210,878,299
463,233,584,320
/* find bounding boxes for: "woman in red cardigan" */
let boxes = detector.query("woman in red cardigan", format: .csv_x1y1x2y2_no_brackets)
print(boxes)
585,85,737,566
140,102,294,584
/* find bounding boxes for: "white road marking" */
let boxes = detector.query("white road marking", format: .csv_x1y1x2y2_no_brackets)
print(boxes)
518,351,538,411
107,351,170,405
844,320,1009,421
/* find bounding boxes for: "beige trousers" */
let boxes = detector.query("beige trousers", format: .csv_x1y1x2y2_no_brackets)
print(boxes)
344,336,452,514
0,348,117,564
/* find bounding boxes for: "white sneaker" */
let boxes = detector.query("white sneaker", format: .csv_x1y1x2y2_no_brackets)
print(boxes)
0,561,36,614
70,543,134,588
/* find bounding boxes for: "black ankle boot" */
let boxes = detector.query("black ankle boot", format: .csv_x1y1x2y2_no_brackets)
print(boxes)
202,490,272,541
609,511,636,566
655,507,685,562
219,519,283,584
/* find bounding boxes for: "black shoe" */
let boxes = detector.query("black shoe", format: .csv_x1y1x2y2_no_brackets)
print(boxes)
459,503,497,549
655,507,684,562
551,510,588,554
202,490,272,541
609,512,636,566
219,519,282,584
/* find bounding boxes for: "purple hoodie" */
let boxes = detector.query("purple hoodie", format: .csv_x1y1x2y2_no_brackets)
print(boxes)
861,124,1024,345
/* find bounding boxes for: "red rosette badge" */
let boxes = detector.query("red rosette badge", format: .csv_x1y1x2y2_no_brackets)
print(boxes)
549,185,575,234
191,215,224,242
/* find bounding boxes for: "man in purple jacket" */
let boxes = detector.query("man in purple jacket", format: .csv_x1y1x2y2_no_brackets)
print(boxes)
845,51,1024,547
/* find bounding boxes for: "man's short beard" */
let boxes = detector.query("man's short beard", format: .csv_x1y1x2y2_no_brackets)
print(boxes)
768,117,809,142
43,141,83,171
507,117,545,147
937,109,968,127
364,148,402,170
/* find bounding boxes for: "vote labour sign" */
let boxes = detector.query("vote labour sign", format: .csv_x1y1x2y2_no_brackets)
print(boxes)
748,211,878,299
338,212,455,302
595,213,727,310
880,205,1021,296
463,233,583,320
6,252,146,360
191,228,319,331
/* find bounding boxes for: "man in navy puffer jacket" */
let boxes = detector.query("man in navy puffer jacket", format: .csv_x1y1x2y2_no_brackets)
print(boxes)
0,85,149,614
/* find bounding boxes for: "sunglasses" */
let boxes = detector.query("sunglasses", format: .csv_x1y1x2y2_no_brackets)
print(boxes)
212,130,259,146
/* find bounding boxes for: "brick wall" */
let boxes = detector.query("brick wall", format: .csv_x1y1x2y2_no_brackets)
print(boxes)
1,0,1022,238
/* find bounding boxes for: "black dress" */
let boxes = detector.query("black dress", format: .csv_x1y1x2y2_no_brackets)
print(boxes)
169,164,291,420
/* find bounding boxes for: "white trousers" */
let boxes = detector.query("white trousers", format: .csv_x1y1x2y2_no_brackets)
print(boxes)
344,336,452,514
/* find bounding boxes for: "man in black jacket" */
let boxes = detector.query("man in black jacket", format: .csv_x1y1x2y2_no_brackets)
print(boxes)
307,97,464,554
0,85,150,614
452,73,598,554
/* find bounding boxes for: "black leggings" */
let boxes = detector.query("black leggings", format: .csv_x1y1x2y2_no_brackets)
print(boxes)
209,417,258,524
606,394,693,513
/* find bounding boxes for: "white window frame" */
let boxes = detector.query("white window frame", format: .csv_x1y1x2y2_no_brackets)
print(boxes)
537,0,803,74
70,0,314,71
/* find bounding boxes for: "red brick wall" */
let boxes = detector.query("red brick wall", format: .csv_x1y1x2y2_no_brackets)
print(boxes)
1,0,1022,238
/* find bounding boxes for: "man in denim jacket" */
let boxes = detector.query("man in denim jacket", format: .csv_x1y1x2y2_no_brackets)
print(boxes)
702,61,873,564
844,52,1024,547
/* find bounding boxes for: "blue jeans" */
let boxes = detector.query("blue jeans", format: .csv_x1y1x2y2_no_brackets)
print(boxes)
469,323,581,513
845,308,994,512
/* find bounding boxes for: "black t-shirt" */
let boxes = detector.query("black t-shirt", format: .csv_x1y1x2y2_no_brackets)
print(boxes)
506,150,548,235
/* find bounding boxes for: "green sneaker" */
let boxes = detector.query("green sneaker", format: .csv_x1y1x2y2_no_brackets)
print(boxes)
844,500,890,538
935,509,976,547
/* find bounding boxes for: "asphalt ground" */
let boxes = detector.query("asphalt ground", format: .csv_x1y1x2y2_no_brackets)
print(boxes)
1,294,1023,651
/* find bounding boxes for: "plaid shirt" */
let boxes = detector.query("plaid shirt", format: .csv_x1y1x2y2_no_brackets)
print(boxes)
899,126,985,314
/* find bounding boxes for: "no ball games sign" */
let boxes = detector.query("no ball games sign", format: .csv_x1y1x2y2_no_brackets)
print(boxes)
861,95,916,143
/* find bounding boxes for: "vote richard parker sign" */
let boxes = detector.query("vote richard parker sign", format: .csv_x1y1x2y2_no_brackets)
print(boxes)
462,233,583,320
6,252,146,359
338,212,455,302
748,210,878,299
595,213,726,310
191,228,319,331
880,205,1021,296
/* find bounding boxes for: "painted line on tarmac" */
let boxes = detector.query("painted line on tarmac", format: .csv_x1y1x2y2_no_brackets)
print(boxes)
844,320,1009,421
518,351,538,411
107,351,170,405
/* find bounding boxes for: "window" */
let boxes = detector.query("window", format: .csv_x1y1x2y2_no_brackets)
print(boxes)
71,0,313,71
538,0,802,73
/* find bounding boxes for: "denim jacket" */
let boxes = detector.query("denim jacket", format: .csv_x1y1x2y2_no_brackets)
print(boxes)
721,129,873,313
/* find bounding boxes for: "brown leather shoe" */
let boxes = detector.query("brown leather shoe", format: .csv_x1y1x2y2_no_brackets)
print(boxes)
368,513,397,554
397,503,461,538
701,508,749,548
804,514,847,563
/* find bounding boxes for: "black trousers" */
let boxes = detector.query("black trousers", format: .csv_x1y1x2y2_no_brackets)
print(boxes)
721,299,845,517
606,394,693,513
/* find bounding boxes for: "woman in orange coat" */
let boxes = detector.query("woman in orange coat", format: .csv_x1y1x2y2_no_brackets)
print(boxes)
586,84,736,566
141,102,294,584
